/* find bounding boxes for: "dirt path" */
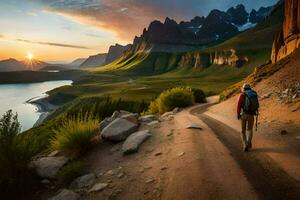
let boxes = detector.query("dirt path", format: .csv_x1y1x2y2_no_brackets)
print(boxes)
82,102,300,200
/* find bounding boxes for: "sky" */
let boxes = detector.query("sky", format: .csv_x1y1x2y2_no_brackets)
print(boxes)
0,0,277,63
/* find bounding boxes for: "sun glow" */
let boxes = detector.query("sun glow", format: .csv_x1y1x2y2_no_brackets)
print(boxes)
26,52,34,61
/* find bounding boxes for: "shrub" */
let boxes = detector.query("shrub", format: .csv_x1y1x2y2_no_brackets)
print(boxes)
49,112,99,157
0,110,37,197
192,88,207,103
57,161,85,184
147,87,195,114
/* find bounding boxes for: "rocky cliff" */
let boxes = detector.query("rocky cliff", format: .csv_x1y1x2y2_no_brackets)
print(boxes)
80,53,107,68
104,44,132,65
271,0,300,63
178,49,248,68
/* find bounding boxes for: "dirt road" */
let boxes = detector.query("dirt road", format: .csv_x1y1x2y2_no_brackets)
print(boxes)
84,102,300,200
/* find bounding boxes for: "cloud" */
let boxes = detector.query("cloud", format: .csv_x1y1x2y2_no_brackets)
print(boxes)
27,11,38,17
16,39,91,49
34,0,278,41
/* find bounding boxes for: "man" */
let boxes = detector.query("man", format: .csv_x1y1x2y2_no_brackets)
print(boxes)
237,83,259,152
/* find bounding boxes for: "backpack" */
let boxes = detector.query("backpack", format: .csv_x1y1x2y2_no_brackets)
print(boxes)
243,90,259,113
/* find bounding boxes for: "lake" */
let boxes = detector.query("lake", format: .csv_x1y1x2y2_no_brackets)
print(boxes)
0,80,72,131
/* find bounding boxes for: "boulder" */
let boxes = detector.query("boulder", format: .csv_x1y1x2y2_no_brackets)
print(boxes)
50,189,79,200
111,110,131,119
140,115,158,123
69,173,96,189
89,183,108,193
186,123,202,130
101,118,138,141
173,107,180,113
122,130,152,155
99,117,113,131
121,113,139,125
31,156,68,179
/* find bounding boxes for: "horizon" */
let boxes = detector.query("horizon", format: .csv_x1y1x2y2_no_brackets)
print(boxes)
0,0,277,63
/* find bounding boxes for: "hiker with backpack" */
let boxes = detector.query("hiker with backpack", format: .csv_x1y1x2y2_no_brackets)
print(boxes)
237,83,259,152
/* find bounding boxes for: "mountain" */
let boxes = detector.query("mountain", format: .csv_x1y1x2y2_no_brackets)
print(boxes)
271,0,300,63
131,4,274,53
80,53,107,68
104,44,132,65
0,58,49,72
69,58,87,68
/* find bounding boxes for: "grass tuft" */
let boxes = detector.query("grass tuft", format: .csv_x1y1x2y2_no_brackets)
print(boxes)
49,112,99,157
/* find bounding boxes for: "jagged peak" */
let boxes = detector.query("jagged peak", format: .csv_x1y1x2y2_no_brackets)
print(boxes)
164,17,178,25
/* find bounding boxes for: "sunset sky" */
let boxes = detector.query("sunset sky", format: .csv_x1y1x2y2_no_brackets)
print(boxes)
0,0,277,63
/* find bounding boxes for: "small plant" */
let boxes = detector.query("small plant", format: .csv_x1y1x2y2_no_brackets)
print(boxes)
57,161,85,184
0,110,36,197
192,88,207,103
49,112,99,156
146,87,195,114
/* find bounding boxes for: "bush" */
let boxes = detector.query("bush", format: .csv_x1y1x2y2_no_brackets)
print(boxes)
0,110,37,197
192,88,207,103
49,112,99,157
57,161,84,184
147,87,195,114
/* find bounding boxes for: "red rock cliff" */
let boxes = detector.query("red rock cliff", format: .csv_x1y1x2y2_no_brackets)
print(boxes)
271,0,300,63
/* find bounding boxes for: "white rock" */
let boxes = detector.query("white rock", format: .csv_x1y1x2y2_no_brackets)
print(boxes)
173,107,180,113
140,115,158,123
69,173,95,189
31,156,68,178
122,130,152,155
147,121,160,126
89,183,108,193
161,112,174,118
49,189,79,200
178,152,185,156
101,118,139,141
48,150,59,157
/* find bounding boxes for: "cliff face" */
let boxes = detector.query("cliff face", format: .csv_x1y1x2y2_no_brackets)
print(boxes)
178,49,248,68
271,0,300,63
104,44,132,65
80,53,107,68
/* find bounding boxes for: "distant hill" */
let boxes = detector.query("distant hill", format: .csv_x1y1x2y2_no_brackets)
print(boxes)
0,58,49,72
69,58,87,68
80,53,107,68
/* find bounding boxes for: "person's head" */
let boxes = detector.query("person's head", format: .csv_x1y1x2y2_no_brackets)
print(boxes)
241,83,251,92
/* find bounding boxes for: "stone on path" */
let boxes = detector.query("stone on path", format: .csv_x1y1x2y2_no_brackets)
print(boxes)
140,115,158,123
147,121,160,126
122,130,152,155
31,156,68,179
89,183,108,193
178,152,185,157
69,173,95,189
101,118,138,141
186,123,203,130
50,189,79,200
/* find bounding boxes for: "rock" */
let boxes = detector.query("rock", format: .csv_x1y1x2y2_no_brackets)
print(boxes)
50,189,79,200
140,115,158,123
173,107,180,113
31,156,68,179
161,167,168,170
292,94,298,99
41,179,50,184
154,152,162,156
101,118,139,141
178,152,185,156
117,173,124,178
186,123,202,130
111,110,131,119
89,183,108,193
106,170,116,176
99,117,114,131
282,89,289,94
280,130,288,135
147,121,160,126
122,130,152,155
69,173,95,189
161,112,174,118
121,113,139,125
146,178,155,183
48,150,60,157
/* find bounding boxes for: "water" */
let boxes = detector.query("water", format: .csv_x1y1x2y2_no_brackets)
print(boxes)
0,80,72,131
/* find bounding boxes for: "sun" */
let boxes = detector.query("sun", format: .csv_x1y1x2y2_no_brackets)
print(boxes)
26,52,34,61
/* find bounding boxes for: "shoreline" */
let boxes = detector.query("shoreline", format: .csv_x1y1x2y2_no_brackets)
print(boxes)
28,97,57,127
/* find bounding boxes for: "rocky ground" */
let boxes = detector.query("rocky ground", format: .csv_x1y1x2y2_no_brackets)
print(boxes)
29,93,300,200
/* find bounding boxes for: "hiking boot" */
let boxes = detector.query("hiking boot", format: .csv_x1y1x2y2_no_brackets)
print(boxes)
243,145,248,152
248,142,252,149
